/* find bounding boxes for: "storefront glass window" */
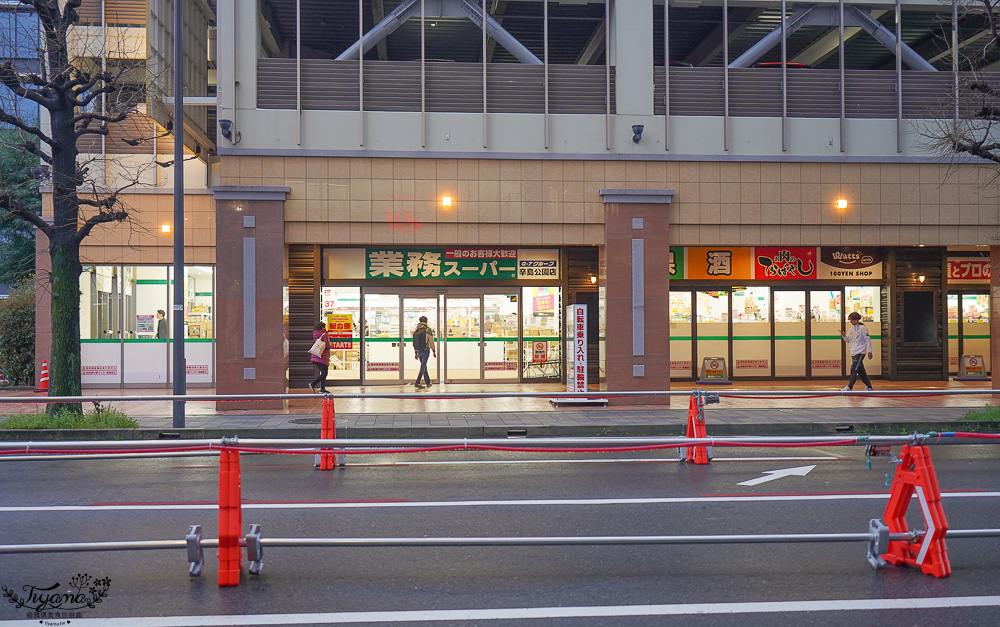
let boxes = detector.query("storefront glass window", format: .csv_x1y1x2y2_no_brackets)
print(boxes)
364,292,401,381
321,287,362,381
670,292,693,378
947,294,959,374
696,290,729,376
80,265,121,340
126,266,169,339
810,290,843,377
184,267,214,339
483,293,519,380
732,287,770,376
961,294,991,374
845,286,882,376
522,286,561,379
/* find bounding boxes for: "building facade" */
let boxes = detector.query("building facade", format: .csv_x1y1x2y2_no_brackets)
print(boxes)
26,0,1000,403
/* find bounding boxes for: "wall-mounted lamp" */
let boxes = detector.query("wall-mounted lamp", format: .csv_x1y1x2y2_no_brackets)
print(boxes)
836,199,848,209
918,275,926,283
219,119,242,144
632,124,644,143
590,275,597,284
161,224,171,234
441,196,452,207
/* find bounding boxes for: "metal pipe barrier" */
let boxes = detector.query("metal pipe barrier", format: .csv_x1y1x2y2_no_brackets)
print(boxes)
3,389,1000,585
2,433,1000,585
4,388,1000,404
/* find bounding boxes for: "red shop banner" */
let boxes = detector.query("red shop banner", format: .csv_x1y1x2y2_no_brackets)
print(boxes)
754,247,817,280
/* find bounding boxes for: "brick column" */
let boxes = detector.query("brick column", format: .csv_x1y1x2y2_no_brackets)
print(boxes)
991,246,1000,397
599,189,675,406
212,186,290,410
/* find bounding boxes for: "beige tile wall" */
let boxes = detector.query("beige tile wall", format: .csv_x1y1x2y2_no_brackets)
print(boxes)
40,192,217,265
221,157,1000,247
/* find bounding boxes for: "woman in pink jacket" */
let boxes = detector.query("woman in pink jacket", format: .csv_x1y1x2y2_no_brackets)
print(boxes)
309,323,331,393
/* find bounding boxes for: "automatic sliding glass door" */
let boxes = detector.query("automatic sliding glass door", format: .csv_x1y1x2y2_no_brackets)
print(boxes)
402,296,439,384
444,297,482,382
363,293,402,382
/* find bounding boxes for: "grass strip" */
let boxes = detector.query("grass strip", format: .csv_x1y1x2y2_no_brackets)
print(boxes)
0,408,139,429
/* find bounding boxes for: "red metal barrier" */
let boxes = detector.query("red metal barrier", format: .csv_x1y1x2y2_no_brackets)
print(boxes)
883,445,951,578
217,448,243,586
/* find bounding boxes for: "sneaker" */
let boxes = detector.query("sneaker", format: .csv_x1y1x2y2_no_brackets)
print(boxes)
415,383,425,389
841,386,852,392
865,386,874,391
424,381,433,387
308,383,316,393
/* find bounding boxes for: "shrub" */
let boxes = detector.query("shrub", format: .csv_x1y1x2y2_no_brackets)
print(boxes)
0,277,34,385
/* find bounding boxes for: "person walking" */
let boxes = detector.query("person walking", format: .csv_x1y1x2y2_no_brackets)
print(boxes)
412,315,436,389
841,312,874,391
309,322,331,393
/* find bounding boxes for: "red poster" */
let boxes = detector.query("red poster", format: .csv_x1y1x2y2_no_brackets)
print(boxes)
754,247,817,279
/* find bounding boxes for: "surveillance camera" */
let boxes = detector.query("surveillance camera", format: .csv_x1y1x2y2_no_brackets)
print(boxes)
632,124,644,143
219,119,233,140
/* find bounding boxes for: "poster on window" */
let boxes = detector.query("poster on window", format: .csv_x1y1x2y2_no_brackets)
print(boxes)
136,314,155,335
326,313,354,349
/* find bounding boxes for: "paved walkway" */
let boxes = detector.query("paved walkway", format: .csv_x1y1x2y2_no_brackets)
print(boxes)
2,380,997,437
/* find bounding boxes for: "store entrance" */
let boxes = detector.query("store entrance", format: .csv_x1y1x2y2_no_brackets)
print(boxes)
353,289,523,385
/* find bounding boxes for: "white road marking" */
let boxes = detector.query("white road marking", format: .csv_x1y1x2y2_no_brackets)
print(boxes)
738,465,817,486
397,456,838,465
3,596,998,625
1,492,997,513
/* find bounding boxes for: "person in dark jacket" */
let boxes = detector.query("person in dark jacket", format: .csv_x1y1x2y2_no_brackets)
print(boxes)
412,316,436,389
310,323,330,393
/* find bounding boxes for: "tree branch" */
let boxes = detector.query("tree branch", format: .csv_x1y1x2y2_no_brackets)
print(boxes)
0,193,51,237
0,109,54,145
74,207,129,243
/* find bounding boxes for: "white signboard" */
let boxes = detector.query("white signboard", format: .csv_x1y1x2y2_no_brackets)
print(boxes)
565,304,587,395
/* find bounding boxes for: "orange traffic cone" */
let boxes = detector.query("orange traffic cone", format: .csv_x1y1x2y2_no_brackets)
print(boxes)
34,360,49,392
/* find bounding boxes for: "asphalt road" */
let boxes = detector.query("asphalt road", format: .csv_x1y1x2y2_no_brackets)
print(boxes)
1,442,998,626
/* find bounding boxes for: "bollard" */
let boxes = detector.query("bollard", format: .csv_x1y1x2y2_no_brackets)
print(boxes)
217,446,243,586
882,444,950,577
319,397,336,470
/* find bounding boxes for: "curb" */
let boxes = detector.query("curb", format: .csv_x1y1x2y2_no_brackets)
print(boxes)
1,421,998,441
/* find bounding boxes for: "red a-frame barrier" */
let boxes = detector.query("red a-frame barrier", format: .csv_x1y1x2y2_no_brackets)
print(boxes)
882,444,951,578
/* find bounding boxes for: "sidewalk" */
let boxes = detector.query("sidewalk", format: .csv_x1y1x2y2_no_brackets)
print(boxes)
2,380,997,438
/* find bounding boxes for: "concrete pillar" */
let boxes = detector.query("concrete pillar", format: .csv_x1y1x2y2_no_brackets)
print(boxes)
599,189,675,405
212,186,290,410
611,0,654,115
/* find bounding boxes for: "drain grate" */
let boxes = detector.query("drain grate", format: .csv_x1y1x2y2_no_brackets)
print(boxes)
289,417,322,424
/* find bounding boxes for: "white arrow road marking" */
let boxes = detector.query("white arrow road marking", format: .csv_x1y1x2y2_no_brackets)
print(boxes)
738,465,816,487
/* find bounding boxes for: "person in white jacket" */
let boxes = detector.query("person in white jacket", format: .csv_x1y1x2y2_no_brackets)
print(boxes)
841,312,874,391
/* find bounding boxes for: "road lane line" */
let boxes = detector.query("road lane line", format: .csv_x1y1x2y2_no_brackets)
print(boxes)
2,492,998,513
3,596,999,625
397,456,841,465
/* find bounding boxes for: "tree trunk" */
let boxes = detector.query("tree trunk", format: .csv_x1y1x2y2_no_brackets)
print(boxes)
47,239,83,414
46,103,83,415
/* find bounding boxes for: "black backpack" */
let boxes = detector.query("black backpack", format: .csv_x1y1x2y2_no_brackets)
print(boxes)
412,326,429,351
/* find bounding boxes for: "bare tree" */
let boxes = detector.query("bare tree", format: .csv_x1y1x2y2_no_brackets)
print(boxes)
923,2,1000,168
0,1,150,410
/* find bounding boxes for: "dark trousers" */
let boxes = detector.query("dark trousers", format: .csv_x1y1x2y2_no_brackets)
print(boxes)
416,349,431,385
311,362,329,391
848,353,872,390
